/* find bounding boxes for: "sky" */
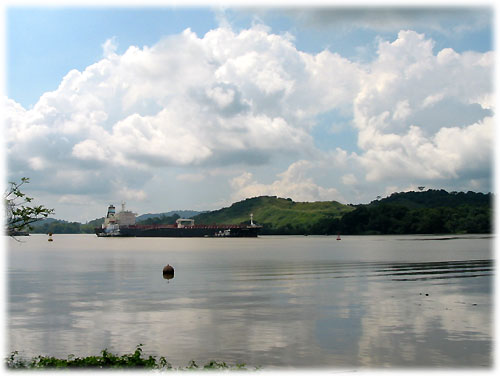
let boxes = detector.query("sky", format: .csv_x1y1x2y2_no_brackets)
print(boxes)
2,1,496,222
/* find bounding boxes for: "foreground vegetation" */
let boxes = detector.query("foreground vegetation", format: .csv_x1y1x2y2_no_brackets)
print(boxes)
29,189,492,235
6,344,252,370
4,177,54,236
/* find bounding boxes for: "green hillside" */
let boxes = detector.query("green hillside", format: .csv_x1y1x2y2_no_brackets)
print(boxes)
193,196,355,234
193,191,493,235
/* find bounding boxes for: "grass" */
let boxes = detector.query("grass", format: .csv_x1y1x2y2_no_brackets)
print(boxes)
193,196,354,230
5,344,254,370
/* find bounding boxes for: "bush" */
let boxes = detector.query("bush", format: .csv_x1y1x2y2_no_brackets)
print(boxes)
5,344,251,370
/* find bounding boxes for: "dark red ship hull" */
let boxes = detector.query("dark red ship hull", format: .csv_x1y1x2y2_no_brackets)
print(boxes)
95,224,261,237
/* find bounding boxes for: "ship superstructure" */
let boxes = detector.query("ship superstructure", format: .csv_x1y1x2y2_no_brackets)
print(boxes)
116,202,136,226
99,204,119,236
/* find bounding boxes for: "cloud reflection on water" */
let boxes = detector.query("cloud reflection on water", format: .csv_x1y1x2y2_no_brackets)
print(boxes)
7,235,492,368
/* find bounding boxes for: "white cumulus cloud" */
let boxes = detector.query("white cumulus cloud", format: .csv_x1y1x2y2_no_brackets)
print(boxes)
4,24,493,219
230,161,344,203
352,30,493,184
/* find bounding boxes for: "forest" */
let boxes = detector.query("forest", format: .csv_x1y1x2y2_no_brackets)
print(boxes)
340,190,492,234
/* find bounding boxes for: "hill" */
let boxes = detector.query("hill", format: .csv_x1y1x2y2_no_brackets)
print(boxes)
193,190,492,235
193,196,355,235
340,190,492,235
30,218,98,234
369,189,492,209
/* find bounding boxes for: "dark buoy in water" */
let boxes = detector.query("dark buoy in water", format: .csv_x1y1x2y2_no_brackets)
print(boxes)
163,264,174,280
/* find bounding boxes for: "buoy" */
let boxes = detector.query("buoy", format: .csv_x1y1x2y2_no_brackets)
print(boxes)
336,233,341,240
48,233,53,242
163,264,174,280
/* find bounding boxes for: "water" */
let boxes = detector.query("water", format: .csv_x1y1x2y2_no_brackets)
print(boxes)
7,234,493,369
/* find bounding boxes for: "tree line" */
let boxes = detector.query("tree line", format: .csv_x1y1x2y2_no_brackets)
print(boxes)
303,203,491,235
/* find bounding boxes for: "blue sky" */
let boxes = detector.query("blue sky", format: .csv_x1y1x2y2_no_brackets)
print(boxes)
3,3,495,221
7,7,219,107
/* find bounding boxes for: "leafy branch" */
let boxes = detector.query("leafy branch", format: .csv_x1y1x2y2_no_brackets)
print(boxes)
4,177,54,235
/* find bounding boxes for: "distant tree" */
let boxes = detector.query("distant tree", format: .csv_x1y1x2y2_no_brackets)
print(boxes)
4,177,54,236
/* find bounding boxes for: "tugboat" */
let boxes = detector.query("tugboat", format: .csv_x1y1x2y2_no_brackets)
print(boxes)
95,204,261,238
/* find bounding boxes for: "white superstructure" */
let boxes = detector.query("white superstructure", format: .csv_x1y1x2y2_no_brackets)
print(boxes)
116,202,136,226
176,218,195,228
100,203,137,236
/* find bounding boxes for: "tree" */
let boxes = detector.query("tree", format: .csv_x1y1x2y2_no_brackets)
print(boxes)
4,177,54,236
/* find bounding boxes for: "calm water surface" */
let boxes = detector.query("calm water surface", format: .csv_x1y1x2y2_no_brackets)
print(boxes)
7,234,493,369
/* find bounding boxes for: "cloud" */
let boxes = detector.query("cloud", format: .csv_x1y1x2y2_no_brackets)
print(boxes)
342,173,358,186
352,30,493,184
286,7,491,35
357,117,493,182
102,37,118,57
176,173,206,183
231,29,493,203
5,24,493,219
230,160,344,203
6,24,362,195
116,187,147,201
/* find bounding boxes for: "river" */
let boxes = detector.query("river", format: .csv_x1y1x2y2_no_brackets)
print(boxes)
6,234,493,369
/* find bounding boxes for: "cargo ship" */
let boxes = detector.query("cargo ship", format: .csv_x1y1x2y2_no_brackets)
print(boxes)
95,204,261,238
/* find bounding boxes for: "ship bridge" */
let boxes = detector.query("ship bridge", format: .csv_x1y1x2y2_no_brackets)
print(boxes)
176,218,195,228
